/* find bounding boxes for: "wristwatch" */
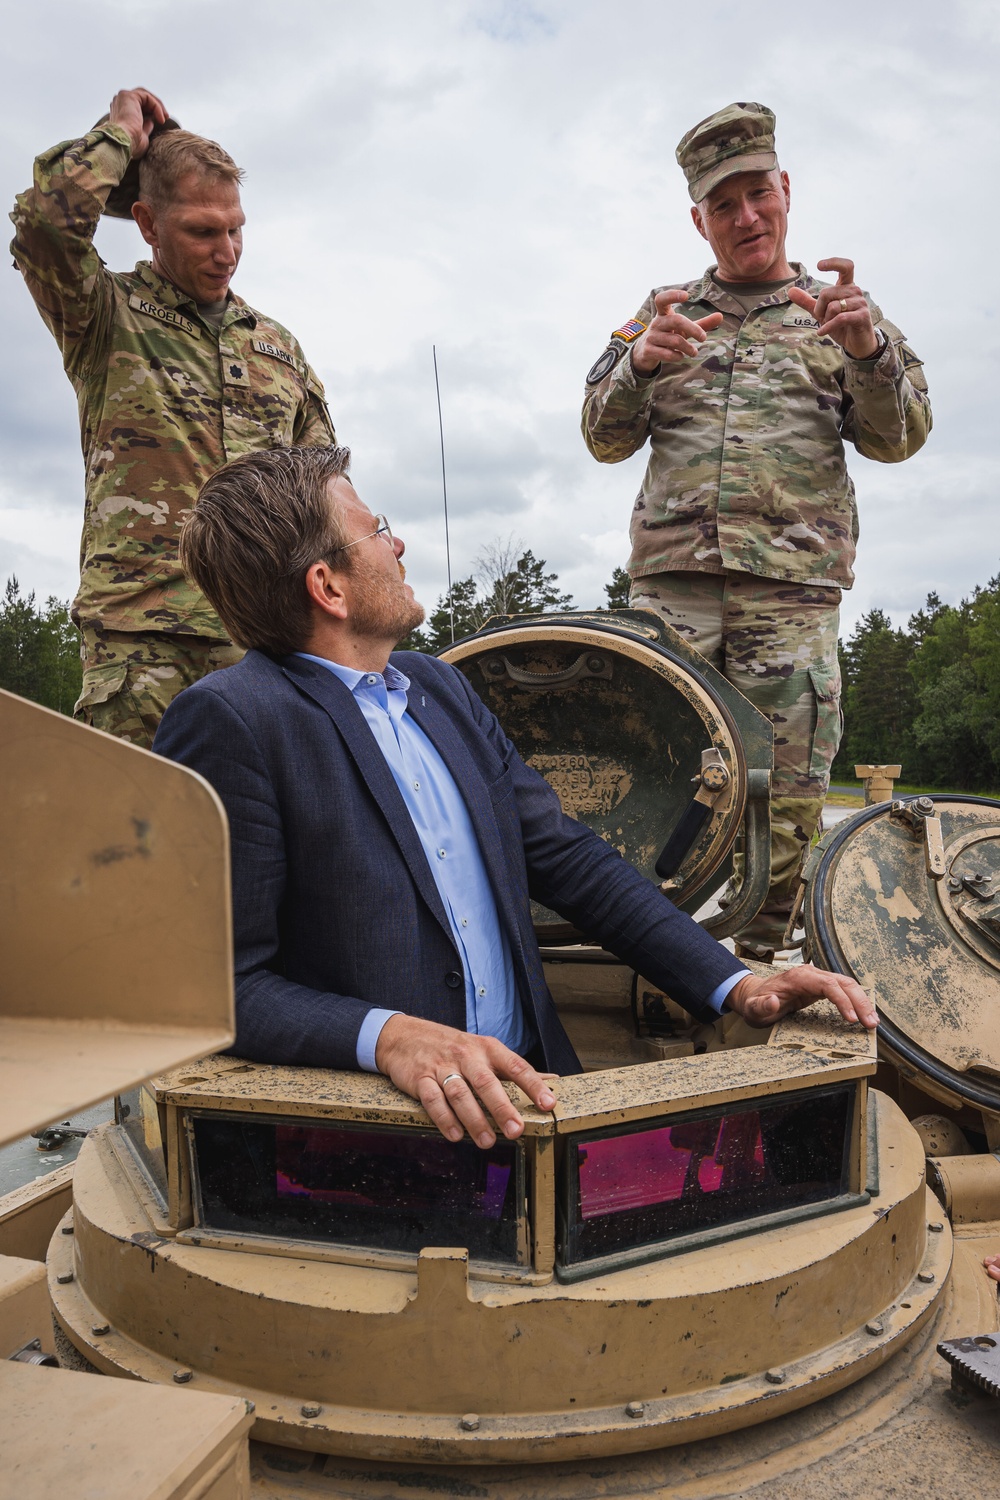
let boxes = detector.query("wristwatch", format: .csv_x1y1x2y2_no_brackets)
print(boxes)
858,329,888,363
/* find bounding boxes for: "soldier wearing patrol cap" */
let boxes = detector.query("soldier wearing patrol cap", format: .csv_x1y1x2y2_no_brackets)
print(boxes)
11,87,337,748
581,101,932,961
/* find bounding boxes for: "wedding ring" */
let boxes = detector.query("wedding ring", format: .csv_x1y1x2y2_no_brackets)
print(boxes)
441,1073,463,1087
839,297,848,312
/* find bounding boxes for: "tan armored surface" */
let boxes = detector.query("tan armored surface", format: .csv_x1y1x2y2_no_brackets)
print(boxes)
1,610,999,1499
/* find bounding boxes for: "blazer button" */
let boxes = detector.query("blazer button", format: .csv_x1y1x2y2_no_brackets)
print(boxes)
444,972,462,989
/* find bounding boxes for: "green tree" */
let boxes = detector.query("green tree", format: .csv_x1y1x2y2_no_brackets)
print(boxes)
404,540,574,655
39,596,83,715
905,591,992,788
477,548,573,621
0,577,44,700
968,578,1000,769
907,591,947,647
834,609,916,776
910,660,988,789
0,578,82,714
833,580,1000,792
600,567,631,610
406,576,481,654
909,596,972,700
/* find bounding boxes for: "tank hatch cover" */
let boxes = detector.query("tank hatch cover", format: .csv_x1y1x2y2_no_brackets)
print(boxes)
804,795,1000,1113
440,610,772,934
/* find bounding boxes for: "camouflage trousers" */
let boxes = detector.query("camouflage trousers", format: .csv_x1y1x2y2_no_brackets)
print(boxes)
630,571,843,958
75,625,244,751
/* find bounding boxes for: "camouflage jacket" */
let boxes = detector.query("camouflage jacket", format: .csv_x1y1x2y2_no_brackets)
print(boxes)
10,121,337,638
581,265,931,590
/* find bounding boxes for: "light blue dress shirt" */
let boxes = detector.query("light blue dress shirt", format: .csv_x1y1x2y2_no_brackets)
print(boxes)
297,654,528,1070
296,654,746,1072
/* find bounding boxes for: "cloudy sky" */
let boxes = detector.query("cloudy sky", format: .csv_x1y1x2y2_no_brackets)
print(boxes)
2,0,997,639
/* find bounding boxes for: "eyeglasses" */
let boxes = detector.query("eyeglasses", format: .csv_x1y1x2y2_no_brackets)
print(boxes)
330,515,394,554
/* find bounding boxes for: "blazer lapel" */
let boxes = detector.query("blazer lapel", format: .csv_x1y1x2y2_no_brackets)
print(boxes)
279,657,454,943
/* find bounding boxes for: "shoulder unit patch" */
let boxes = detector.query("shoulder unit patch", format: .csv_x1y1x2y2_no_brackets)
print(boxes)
586,345,624,386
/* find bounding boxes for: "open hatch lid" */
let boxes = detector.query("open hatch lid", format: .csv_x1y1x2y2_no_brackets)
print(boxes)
440,610,772,935
804,794,1000,1113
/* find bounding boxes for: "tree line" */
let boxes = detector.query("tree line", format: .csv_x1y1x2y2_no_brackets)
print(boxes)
833,576,1000,792
401,538,629,652
4,555,997,795
0,577,82,715
397,552,1000,794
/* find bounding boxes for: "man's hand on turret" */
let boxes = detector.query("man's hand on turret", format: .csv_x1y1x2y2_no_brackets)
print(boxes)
631,289,724,377
374,1014,558,1148
727,963,878,1030
108,88,168,160
788,259,881,361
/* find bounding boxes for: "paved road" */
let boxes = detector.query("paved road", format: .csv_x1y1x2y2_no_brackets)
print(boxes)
822,805,858,827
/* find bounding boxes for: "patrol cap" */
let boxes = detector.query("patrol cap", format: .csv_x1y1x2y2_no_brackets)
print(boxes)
676,102,777,203
93,114,182,218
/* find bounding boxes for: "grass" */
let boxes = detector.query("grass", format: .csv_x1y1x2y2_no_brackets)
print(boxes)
826,780,999,808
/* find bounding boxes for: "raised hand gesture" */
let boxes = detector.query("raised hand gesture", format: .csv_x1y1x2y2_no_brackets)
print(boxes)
788,259,881,361
108,87,168,160
631,289,724,377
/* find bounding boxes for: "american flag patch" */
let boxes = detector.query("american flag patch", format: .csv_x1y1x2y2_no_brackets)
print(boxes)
612,319,646,343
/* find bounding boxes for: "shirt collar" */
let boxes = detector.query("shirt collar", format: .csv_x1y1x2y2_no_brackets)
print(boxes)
294,653,411,697
695,260,812,316
133,261,257,327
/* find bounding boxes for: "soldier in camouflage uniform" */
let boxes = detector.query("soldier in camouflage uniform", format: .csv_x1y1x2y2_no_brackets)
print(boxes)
582,102,931,959
11,87,336,748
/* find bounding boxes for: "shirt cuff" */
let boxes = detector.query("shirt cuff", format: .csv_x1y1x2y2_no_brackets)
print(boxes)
91,121,134,158
356,1008,401,1072
706,969,750,1016
844,335,902,389
628,347,661,382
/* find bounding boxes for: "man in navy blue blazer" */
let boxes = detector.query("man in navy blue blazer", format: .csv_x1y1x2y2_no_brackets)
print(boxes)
154,445,876,1150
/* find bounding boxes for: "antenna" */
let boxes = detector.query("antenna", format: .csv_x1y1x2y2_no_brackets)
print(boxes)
432,344,455,643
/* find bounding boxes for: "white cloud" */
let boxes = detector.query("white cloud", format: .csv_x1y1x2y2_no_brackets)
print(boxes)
1,0,997,637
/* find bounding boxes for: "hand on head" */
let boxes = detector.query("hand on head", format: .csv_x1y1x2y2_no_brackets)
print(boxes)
630,290,724,377
374,1014,557,1148
109,87,168,160
788,259,881,361
726,963,878,1030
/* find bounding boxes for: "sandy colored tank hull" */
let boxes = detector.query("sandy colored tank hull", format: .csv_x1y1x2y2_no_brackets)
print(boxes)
50,1092,950,1465
5,636,1000,1496
241,1232,1000,1498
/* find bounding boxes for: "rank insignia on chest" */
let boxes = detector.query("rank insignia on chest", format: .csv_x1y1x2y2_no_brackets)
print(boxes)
253,338,296,368
219,347,251,385
611,319,646,343
128,293,200,339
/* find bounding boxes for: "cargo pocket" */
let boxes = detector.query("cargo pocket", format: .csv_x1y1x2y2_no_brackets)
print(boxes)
807,661,843,780
74,661,129,721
